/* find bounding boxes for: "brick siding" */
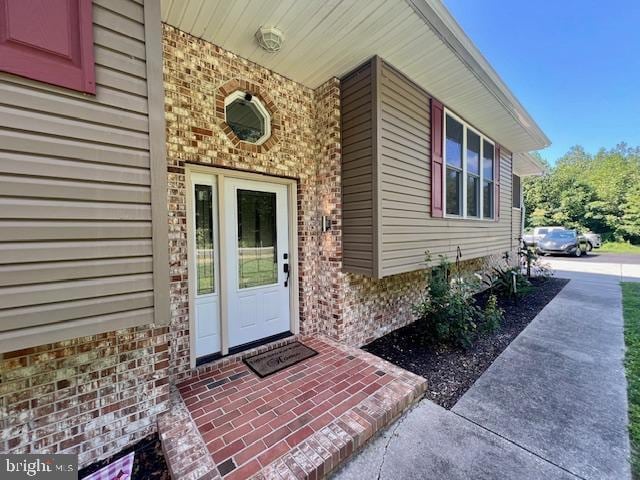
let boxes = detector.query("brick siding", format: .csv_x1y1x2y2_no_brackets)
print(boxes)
0,328,170,466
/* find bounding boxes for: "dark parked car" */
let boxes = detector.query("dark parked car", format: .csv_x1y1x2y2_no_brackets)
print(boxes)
536,229,589,257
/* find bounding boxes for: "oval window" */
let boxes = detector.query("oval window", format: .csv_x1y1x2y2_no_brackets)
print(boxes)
224,91,271,144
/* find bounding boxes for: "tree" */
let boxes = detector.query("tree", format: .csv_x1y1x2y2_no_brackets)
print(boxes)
523,143,640,244
621,183,640,243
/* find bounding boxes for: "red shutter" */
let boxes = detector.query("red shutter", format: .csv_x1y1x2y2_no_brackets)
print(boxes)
495,144,501,220
0,0,95,94
430,98,444,218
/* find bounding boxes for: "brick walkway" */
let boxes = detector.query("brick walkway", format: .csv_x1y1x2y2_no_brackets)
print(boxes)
159,336,426,479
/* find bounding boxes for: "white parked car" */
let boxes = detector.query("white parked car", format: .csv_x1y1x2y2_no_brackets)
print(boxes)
582,231,602,251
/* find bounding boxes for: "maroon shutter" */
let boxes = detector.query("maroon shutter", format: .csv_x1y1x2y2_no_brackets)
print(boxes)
495,144,501,220
430,98,444,218
0,0,95,94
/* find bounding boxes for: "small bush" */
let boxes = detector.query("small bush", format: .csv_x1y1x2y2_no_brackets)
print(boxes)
481,294,504,334
414,255,483,349
486,264,532,299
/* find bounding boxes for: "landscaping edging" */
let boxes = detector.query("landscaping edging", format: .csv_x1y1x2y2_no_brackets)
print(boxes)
363,277,570,408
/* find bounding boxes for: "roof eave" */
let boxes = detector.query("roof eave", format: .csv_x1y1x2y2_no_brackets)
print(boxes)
407,0,551,152
513,152,546,176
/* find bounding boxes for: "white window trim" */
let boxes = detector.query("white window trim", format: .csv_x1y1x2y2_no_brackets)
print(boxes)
442,108,495,221
224,90,271,145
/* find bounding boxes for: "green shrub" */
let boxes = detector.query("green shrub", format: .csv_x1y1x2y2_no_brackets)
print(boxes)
481,294,504,334
414,255,483,349
485,264,532,299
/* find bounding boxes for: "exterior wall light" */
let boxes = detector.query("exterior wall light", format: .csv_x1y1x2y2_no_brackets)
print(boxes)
321,215,331,233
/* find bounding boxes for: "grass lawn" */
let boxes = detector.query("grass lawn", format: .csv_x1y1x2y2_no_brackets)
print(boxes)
622,282,640,479
599,242,640,254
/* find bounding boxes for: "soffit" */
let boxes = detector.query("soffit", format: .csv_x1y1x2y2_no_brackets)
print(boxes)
161,0,550,153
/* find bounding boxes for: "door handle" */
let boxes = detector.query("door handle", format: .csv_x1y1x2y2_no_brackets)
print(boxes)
283,263,290,287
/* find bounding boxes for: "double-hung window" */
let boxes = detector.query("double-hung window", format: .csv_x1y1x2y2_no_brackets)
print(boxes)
466,130,481,217
482,140,495,219
445,115,464,215
443,111,495,220
512,174,522,208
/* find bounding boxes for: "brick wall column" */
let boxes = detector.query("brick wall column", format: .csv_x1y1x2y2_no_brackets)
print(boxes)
310,78,345,341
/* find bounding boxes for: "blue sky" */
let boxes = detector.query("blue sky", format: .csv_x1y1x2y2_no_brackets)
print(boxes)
443,0,640,164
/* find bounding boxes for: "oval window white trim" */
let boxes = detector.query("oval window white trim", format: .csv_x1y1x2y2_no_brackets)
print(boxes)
223,91,272,145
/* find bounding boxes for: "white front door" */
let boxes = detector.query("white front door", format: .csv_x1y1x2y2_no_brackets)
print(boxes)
224,177,291,348
191,173,221,358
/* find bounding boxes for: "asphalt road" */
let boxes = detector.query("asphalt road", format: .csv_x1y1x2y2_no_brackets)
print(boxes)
543,251,640,265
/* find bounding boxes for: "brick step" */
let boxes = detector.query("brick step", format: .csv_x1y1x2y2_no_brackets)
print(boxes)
159,336,427,480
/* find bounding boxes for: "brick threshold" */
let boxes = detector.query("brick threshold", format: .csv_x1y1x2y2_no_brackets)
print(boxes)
158,336,427,480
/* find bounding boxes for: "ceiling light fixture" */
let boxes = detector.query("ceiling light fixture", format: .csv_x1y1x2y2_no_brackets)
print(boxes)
255,26,284,53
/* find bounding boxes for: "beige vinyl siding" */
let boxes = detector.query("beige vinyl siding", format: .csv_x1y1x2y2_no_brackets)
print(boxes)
381,140,514,276
341,57,516,278
341,60,376,276
0,0,167,352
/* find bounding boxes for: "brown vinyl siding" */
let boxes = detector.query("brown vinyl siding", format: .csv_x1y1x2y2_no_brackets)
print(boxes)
341,57,516,278
0,0,167,351
341,59,376,276
379,61,431,276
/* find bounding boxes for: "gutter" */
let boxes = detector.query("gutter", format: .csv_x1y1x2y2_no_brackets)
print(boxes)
406,0,551,151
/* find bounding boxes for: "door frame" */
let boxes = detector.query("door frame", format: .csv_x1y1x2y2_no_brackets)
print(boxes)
186,165,300,368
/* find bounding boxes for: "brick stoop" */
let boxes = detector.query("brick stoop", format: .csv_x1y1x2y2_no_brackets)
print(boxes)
158,393,220,480
161,336,426,479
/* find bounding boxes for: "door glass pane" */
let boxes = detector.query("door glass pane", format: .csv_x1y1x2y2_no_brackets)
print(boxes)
446,168,462,215
237,189,277,289
195,184,214,295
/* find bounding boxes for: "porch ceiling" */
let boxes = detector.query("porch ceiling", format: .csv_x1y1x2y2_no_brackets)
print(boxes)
161,0,550,155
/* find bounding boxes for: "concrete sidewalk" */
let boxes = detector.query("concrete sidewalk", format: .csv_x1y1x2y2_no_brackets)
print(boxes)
545,257,640,285
334,266,631,479
332,400,576,480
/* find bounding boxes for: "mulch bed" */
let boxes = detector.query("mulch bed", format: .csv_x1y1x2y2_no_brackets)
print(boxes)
363,276,570,409
79,433,169,480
